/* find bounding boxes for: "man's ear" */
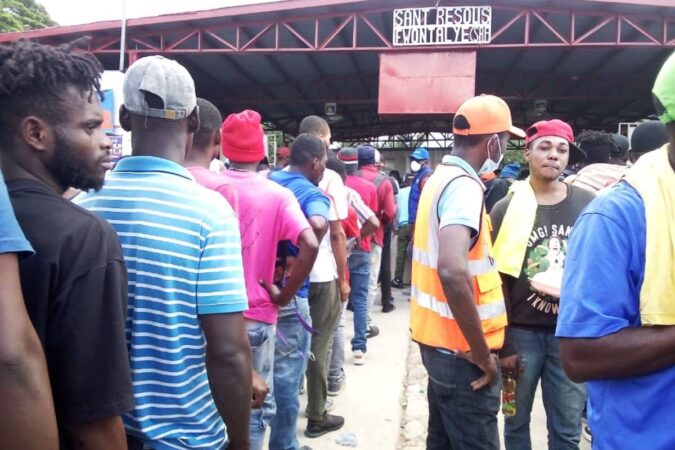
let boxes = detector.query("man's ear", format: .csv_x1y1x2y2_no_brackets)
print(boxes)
524,144,532,163
187,108,200,134
212,130,221,148
211,131,222,160
119,105,132,132
21,116,51,152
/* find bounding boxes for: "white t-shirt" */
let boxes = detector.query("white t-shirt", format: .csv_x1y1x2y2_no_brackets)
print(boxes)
310,169,349,283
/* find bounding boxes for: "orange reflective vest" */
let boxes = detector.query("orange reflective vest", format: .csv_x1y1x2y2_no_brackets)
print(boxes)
410,163,506,352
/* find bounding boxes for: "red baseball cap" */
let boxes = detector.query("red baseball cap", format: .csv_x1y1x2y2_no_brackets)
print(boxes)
525,119,586,164
277,146,290,159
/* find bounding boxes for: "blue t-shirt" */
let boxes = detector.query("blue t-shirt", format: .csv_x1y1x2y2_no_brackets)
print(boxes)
76,157,248,450
556,182,675,450
396,186,410,226
0,172,33,256
270,170,330,298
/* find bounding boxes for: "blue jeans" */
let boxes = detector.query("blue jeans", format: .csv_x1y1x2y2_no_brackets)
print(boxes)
348,249,371,352
269,297,312,450
420,344,501,450
504,327,586,450
246,321,276,450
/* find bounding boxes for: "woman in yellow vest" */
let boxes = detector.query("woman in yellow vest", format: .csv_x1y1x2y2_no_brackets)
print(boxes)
410,94,524,450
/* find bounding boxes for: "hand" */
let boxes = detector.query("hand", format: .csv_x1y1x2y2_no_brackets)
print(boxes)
500,354,523,378
339,279,351,302
456,350,499,391
251,370,269,409
259,279,289,307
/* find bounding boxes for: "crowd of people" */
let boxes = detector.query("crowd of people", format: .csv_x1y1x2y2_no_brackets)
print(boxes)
0,37,673,450
0,38,402,450
409,53,675,450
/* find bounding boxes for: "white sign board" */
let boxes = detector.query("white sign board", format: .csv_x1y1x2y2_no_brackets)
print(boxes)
393,6,492,46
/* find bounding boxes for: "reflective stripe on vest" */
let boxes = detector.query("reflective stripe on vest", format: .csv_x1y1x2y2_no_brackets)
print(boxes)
411,285,506,320
409,163,507,352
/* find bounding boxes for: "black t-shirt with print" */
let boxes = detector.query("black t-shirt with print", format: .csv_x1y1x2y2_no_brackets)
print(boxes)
7,179,133,448
490,184,596,330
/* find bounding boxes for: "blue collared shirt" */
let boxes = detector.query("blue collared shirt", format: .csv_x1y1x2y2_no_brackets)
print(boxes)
76,156,247,450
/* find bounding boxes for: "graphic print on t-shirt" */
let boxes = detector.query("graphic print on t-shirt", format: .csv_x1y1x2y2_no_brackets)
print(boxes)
523,223,572,315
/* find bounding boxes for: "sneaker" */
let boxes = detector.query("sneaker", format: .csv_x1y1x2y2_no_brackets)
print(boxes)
391,278,404,289
382,303,395,313
366,325,379,339
582,424,592,443
328,376,346,397
353,350,366,365
305,412,344,438
304,399,335,418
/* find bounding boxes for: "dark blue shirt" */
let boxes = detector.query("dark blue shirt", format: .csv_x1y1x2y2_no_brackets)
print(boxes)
270,170,330,298
409,165,433,224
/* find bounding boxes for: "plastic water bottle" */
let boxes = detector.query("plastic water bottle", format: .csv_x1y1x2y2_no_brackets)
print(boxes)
502,374,517,417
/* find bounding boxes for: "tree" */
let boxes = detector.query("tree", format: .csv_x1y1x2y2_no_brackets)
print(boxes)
0,0,55,33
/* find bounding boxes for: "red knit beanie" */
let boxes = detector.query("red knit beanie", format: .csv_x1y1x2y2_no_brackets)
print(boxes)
221,110,265,163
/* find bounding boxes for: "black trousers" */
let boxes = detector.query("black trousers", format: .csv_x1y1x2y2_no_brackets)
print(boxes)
379,228,393,307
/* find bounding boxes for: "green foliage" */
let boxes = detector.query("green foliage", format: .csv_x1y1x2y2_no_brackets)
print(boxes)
504,148,526,165
0,0,55,33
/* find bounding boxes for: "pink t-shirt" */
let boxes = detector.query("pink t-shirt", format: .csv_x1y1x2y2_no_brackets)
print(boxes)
186,165,238,212
220,169,310,324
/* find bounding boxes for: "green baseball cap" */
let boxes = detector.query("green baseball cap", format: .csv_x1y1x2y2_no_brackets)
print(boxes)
653,51,675,124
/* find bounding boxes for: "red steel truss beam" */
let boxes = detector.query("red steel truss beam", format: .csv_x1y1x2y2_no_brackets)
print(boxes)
9,4,673,55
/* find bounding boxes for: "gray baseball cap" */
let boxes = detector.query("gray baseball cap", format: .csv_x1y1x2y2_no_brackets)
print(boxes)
123,56,196,120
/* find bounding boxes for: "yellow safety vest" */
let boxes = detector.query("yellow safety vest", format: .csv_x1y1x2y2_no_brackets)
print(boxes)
410,163,506,352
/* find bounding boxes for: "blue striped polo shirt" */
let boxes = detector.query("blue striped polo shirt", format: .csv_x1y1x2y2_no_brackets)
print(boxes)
76,156,247,450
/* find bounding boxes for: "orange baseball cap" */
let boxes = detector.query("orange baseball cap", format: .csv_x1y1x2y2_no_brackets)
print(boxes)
452,94,525,138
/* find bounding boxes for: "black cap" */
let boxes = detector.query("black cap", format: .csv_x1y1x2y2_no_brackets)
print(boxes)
611,133,629,155
630,121,669,154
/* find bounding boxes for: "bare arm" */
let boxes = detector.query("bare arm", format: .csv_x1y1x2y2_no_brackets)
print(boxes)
329,220,350,301
437,225,498,389
266,228,319,307
360,215,379,239
201,313,252,450
559,327,675,383
0,253,58,450
308,216,328,242
64,417,127,450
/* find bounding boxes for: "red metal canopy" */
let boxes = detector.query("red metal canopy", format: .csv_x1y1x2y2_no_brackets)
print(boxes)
1,0,673,141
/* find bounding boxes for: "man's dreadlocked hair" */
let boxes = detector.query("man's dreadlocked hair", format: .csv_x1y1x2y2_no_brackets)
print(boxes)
0,38,103,143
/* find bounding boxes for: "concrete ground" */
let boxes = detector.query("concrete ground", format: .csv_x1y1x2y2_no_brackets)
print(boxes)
286,286,591,450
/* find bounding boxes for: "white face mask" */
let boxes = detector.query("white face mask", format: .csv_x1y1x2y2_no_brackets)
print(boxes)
478,136,504,175
410,160,422,173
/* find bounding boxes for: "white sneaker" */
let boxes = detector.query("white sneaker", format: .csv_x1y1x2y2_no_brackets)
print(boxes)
353,350,366,366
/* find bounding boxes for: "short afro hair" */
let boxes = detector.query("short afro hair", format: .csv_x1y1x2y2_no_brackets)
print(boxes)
290,133,326,166
576,130,616,164
193,98,222,149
